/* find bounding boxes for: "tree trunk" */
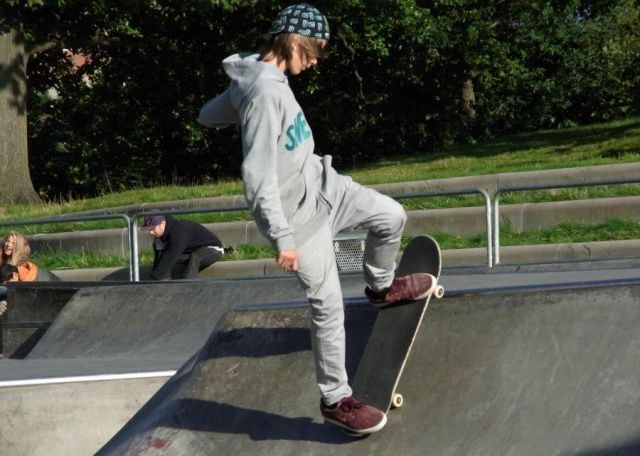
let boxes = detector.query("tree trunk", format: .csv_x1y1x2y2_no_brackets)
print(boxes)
462,79,476,119
0,24,40,205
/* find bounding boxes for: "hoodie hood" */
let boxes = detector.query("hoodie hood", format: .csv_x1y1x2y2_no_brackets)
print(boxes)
197,53,286,129
223,53,286,87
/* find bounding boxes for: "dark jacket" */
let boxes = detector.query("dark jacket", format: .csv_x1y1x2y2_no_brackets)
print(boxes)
152,215,222,280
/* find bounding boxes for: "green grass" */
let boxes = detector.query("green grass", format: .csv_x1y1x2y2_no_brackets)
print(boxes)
429,217,640,249
32,244,278,270
346,117,640,183
3,116,640,232
5,116,640,269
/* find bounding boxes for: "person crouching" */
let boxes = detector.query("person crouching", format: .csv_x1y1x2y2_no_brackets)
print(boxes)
141,214,224,280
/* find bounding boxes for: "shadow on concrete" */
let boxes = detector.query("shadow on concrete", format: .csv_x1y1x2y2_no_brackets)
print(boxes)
151,398,353,444
573,437,640,456
201,326,312,359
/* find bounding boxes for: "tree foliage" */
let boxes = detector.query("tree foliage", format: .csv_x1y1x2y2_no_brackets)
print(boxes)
5,0,640,199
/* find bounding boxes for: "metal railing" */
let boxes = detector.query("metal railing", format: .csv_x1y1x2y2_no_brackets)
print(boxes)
0,188,493,281
132,205,250,281
131,187,494,280
1,163,638,278
492,164,640,264
394,188,493,266
0,213,135,281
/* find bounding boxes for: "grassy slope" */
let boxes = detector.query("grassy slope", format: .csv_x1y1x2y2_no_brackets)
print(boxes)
7,116,640,269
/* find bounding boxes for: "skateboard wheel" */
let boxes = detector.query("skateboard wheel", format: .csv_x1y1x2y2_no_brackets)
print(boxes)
391,393,404,409
434,285,445,299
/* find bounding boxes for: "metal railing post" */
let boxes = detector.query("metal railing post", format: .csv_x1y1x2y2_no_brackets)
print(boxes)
394,188,493,267
128,217,140,282
492,192,501,266
478,189,493,267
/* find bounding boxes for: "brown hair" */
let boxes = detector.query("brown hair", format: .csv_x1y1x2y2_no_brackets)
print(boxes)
259,33,327,64
2,232,32,266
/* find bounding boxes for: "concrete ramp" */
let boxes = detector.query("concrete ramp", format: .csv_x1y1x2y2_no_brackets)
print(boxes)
0,370,169,456
0,276,368,456
27,276,363,362
26,282,231,361
98,283,640,455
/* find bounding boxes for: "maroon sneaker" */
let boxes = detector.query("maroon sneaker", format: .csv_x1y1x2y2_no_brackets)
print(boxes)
366,273,437,307
320,396,387,435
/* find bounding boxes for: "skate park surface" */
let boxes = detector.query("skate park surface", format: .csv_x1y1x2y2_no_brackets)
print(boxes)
2,264,640,455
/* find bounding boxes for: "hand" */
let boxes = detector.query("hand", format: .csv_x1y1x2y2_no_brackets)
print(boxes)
0,300,7,316
277,249,298,272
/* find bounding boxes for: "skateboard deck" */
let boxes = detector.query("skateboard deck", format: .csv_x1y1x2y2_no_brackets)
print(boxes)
351,235,443,414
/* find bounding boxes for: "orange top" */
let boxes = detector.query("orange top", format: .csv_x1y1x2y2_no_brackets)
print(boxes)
17,261,38,282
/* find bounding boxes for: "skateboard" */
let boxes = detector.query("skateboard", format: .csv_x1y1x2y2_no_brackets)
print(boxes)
351,235,444,415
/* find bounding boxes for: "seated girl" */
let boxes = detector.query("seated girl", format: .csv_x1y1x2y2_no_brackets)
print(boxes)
1,232,39,282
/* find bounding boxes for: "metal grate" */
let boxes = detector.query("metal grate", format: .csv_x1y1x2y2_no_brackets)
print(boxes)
333,235,366,272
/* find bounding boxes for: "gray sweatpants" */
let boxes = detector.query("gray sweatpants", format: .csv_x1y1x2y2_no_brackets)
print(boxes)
295,176,406,405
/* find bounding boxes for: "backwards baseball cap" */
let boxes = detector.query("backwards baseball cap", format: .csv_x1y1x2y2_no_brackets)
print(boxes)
263,3,330,40
141,214,165,230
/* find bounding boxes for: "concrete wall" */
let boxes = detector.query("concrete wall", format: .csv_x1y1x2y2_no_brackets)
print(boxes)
0,376,167,456
27,196,640,257
51,238,640,281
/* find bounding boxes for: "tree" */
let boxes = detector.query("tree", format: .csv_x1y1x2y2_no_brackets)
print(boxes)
0,0,119,204
3,1,639,202
1,0,259,201
0,20,39,203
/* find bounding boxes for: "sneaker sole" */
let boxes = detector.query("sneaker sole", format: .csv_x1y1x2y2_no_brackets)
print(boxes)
324,412,388,435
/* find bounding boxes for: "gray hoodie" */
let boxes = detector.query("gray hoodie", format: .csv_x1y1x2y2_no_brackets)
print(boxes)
198,53,343,251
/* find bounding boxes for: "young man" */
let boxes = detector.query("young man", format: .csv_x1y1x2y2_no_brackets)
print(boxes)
198,3,436,435
142,214,224,280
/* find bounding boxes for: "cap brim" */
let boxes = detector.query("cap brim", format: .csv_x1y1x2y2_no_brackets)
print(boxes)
260,31,277,40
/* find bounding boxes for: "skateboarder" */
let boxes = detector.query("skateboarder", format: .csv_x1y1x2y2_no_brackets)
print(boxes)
198,3,436,435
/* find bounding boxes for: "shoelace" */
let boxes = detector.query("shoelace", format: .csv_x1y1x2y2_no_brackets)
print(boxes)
339,398,366,413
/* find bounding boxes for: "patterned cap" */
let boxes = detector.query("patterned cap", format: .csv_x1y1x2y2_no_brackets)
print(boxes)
264,3,330,40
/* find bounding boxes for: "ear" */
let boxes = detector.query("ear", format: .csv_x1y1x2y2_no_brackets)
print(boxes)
291,34,300,51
